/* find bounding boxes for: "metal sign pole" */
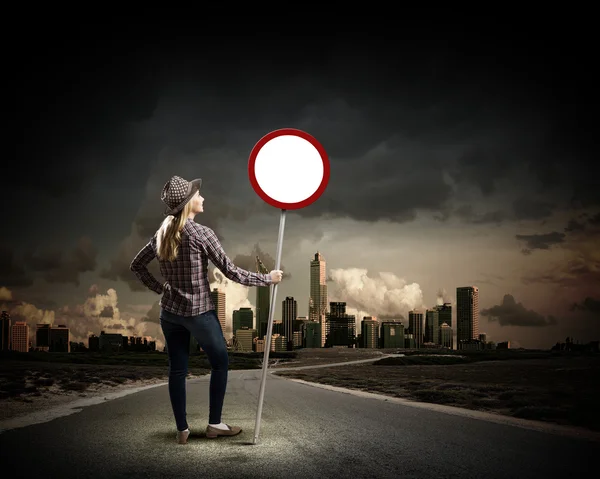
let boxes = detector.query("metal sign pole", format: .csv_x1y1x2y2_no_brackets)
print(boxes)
253,208,286,444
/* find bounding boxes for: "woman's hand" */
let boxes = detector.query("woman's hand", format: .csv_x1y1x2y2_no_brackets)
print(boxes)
269,270,283,284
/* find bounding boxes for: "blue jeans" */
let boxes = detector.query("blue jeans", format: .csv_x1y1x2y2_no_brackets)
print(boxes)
159,308,229,431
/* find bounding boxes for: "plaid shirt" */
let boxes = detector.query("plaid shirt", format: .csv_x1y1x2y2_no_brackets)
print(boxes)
130,218,272,317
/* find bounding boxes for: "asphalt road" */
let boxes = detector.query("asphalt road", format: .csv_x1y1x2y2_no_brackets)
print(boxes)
0,361,597,478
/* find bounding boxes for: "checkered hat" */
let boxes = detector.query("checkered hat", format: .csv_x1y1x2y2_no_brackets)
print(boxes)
161,175,202,216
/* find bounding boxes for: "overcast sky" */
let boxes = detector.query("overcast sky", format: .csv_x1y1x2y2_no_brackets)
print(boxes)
3,18,598,350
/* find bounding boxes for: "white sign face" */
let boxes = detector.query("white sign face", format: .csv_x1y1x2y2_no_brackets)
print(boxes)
255,134,323,204
248,128,329,210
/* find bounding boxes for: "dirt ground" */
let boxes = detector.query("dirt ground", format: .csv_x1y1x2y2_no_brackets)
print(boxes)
276,353,600,432
0,349,385,421
0,362,207,422
2,350,599,432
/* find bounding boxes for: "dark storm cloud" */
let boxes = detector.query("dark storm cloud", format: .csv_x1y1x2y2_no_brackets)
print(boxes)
291,133,455,223
232,244,291,278
481,294,558,327
450,146,504,197
515,232,565,255
564,219,586,232
513,197,556,221
446,197,556,226
533,104,596,208
453,204,508,225
569,297,600,315
589,213,600,225
0,288,56,311
521,252,600,288
469,273,505,287
100,245,163,293
0,245,34,287
563,212,600,234
14,23,163,201
141,301,161,324
99,306,114,318
22,296,59,311
10,21,596,238
22,236,97,287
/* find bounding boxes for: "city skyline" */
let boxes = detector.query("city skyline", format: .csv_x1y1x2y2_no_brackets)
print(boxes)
3,23,598,352
0,253,578,352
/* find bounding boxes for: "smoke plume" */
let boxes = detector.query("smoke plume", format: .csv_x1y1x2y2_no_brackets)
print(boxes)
326,268,424,323
436,288,453,305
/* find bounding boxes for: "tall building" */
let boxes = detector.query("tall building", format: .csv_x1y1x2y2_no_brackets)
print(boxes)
380,321,404,348
235,328,257,352
1,311,10,351
293,316,308,334
361,316,378,348
309,252,328,347
210,288,226,337
282,296,297,351
256,256,270,339
457,286,479,346
302,321,321,348
408,310,424,348
36,323,51,351
99,330,124,352
435,303,452,330
11,321,28,352
294,316,308,348
325,302,356,347
425,309,439,344
233,308,253,335
440,323,453,349
50,324,70,352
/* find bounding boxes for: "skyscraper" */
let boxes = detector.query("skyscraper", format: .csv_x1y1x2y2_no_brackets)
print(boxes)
434,302,452,346
210,288,226,337
457,286,479,346
1,311,11,351
36,323,51,351
233,308,253,335
309,252,328,347
408,310,424,348
326,302,356,347
361,316,378,348
425,309,439,344
11,321,28,352
282,296,297,351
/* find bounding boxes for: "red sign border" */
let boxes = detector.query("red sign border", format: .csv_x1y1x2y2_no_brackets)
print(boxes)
248,128,330,210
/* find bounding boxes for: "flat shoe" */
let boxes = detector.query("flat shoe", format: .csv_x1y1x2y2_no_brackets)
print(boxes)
206,424,242,439
176,428,190,444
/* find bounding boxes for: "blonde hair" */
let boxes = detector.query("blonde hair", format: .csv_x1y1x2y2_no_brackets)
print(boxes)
156,193,196,262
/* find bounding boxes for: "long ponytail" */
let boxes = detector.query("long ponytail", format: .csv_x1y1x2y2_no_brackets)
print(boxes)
156,196,195,261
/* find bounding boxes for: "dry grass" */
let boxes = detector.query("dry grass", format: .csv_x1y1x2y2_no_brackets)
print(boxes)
2,349,599,432
0,361,208,403
275,352,600,431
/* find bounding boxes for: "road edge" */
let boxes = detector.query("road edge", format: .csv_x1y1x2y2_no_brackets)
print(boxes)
275,375,600,443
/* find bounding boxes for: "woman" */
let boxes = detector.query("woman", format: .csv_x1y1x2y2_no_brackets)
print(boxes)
130,175,283,444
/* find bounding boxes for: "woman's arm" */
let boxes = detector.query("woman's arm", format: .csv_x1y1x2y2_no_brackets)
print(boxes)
200,227,273,287
130,236,165,294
